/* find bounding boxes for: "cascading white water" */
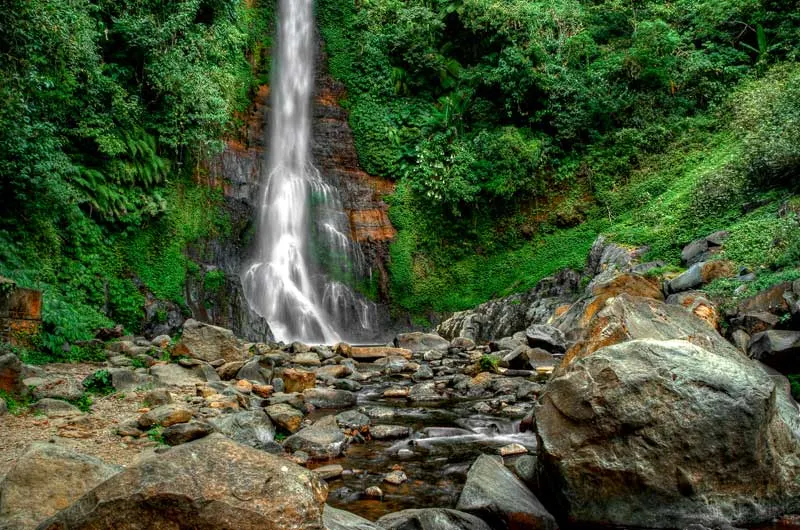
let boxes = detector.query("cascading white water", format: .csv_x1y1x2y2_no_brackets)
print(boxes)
242,0,377,345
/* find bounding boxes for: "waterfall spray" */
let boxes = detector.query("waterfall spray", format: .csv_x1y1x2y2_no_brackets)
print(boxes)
242,0,377,344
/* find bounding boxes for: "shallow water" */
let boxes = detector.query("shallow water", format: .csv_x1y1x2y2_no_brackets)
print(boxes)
308,388,800,529
308,390,538,521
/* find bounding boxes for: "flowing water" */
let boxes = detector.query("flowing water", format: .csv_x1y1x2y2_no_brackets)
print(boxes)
242,0,377,345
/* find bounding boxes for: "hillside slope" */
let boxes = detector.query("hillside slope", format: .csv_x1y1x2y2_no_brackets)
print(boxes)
317,0,800,319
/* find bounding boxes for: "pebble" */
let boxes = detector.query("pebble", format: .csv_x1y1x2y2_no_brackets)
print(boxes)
499,443,528,456
365,486,383,499
383,470,408,485
234,380,253,394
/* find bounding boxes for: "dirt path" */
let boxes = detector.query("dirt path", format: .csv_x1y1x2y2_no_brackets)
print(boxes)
0,363,194,479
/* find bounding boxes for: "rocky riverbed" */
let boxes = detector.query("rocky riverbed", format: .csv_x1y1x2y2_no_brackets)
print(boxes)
1,235,800,530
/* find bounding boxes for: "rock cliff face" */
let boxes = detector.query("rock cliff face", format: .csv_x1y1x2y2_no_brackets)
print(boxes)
312,47,396,302
173,40,396,342
179,84,272,343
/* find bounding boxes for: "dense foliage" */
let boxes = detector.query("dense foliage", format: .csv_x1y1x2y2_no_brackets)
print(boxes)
0,0,273,356
318,0,800,314
1,0,798,349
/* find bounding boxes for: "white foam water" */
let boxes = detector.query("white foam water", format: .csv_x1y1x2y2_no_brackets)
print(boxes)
242,0,377,345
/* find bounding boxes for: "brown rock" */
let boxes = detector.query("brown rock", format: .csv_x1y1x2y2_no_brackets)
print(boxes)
738,282,792,314
252,384,274,398
560,294,739,373
699,260,737,283
137,404,193,429
333,343,352,357
235,379,253,394
161,422,214,446
265,403,304,433
315,365,352,379
666,291,720,329
555,274,663,341
177,319,245,363
383,387,410,398
348,347,412,361
216,361,246,380
281,368,316,393
731,311,780,335
37,434,328,530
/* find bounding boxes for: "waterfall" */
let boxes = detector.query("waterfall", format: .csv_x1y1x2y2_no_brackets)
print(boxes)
242,0,378,345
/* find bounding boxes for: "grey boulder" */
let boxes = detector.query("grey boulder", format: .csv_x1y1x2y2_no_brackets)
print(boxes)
323,505,381,530
209,409,278,452
456,454,556,530
535,338,800,528
377,508,491,530
394,332,450,353
748,330,800,373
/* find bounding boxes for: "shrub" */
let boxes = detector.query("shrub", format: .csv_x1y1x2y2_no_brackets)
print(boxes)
83,369,114,395
789,375,800,401
478,354,499,373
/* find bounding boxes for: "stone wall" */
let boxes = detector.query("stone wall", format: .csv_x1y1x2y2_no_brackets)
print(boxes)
0,279,42,346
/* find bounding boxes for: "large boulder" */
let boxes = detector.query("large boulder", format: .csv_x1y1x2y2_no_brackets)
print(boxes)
31,376,83,401
177,319,245,363
377,508,491,530
681,231,729,266
30,399,82,418
149,363,207,387
455,454,557,530
0,443,120,529
394,332,450,353
667,260,736,294
535,339,800,528
37,434,328,530
748,330,800,373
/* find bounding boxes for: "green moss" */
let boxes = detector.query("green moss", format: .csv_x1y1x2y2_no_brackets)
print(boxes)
203,269,226,294
124,178,231,304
